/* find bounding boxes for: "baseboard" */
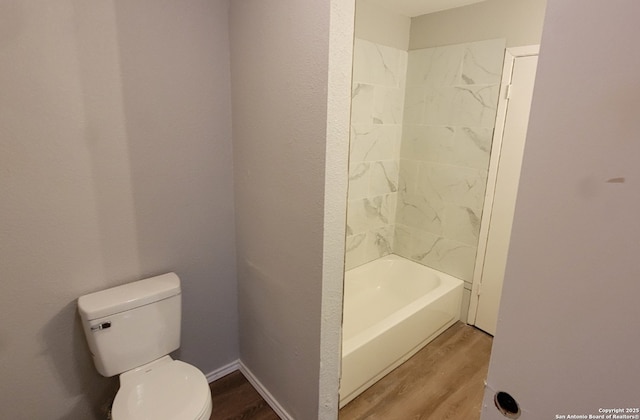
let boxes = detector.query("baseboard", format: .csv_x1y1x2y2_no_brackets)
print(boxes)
239,361,293,420
205,359,240,383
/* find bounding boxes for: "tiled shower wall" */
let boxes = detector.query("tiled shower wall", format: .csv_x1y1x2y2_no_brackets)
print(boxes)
395,39,505,288
345,39,408,270
346,38,505,289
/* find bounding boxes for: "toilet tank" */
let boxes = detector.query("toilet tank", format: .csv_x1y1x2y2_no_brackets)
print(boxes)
77,273,181,377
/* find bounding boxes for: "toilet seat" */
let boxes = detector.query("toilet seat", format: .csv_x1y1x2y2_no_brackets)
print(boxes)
112,356,212,420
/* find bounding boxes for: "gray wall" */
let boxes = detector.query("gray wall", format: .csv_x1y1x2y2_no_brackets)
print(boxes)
354,0,410,50
318,1,354,416
410,0,547,49
0,1,238,418
482,0,640,417
229,0,338,418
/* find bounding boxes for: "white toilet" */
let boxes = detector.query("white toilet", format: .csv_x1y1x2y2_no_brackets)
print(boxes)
78,273,212,420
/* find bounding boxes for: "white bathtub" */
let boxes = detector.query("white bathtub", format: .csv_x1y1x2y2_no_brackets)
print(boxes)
339,254,463,407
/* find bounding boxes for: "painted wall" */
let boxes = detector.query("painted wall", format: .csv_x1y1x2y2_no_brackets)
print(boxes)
229,0,349,418
482,0,640,417
346,38,407,270
354,0,410,50
410,0,547,49
0,1,238,418
319,2,355,416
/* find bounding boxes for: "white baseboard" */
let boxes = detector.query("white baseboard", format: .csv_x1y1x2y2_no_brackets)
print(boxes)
238,361,293,420
205,359,240,383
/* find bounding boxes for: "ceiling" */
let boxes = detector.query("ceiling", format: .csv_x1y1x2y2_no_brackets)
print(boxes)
361,0,487,17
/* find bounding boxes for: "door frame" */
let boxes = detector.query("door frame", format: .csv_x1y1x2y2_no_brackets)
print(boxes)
467,45,540,327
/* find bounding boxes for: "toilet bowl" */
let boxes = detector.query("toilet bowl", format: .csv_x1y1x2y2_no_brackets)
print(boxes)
112,356,212,420
78,273,212,420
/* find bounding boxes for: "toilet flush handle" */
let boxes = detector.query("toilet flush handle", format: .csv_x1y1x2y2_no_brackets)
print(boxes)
90,321,112,332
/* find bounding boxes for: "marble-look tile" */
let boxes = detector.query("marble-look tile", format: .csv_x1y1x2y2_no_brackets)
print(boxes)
347,162,370,201
423,84,499,127
397,158,418,195
431,239,477,282
395,192,444,235
370,161,399,196
409,126,492,170
406,48,433,87
350,125,400,163
451,84,500,128
423,86,457,126
461,39,506,85
401,125,456,162
351,83,375,124
345,226,395,271
365,225,394,262
345,233,367,270
407,228,441,261
430,45,465,86
403,87,427,124
417,162,487,211
442,204,482,246
393,224,413,259
399,125,424,160
352,38,405,87
346,193,397,235
449,127,493,170
397,50,408,90
373,86,405,124
409,230,477,282
406,45,464,87
348,38,504,275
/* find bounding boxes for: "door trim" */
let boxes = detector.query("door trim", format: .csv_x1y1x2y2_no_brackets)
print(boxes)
467,45,540,326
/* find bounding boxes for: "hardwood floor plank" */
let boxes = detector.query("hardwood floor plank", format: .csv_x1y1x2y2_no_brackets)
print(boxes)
339,322,492,420
209,323,491,420
210,371,280,420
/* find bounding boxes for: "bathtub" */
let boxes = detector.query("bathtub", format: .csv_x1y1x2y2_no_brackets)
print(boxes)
339,254,463,407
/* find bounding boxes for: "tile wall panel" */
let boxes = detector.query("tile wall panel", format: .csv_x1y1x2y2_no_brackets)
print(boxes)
346,38,506,286
395,38,505,287
346,39,407,270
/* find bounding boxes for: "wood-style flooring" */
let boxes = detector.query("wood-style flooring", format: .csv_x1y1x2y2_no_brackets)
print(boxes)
339,322,493,420
209,322,492,420
210,370,279,419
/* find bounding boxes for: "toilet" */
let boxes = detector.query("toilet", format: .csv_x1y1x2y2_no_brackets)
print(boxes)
78,273,212,420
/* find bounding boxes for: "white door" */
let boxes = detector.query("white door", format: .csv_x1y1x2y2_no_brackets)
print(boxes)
472,51,538,335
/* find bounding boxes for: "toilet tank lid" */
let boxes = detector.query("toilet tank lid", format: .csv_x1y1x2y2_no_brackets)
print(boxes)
78,273,181,321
